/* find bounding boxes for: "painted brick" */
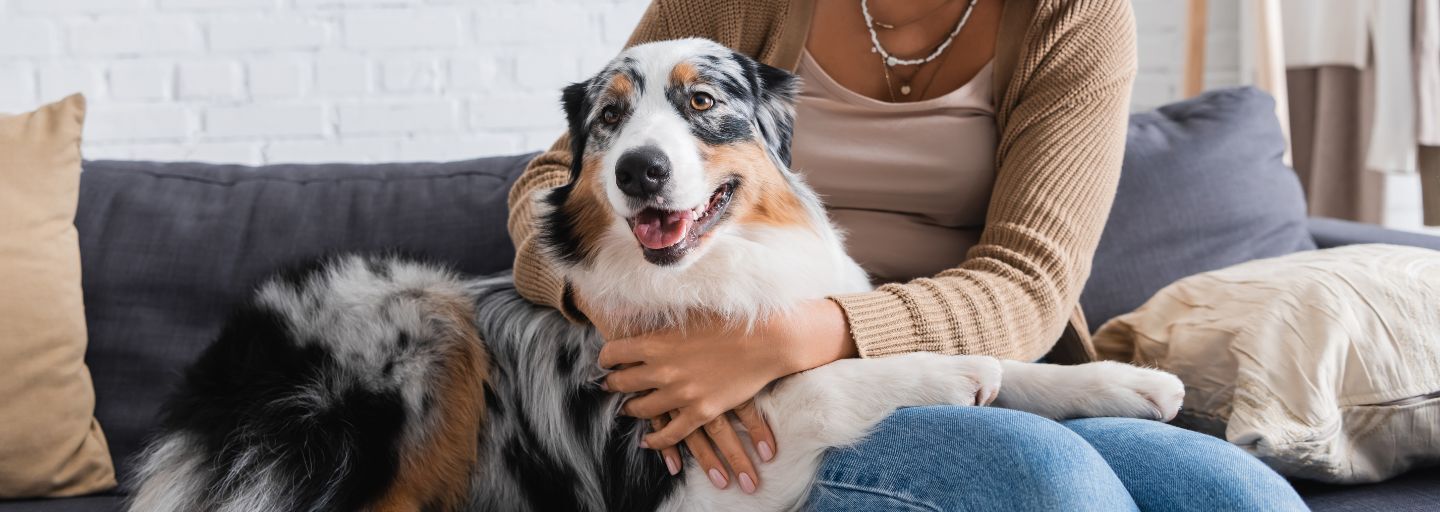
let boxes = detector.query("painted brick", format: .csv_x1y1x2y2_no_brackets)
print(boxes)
470,95,563,131
205,104,325,137
178,61,243,99
160,0,280,10
84,104,191,142
336,100,457,135
514,51,581,93
298,0,417,7
448,57,500,91
247,57,306,97
69,19,203,56
38,64,104,103
265,138,396,163
475,5,592,46
129,141,262,163
209,19,329,51
380,57,438,92
108,61,173,100
343,10,462,50
314,53,369,94
0,20,59,57
394,134,525,162
81,145,136,160
296,0,417,7
0,64,37,114
12,0,145,15
599,1,650,45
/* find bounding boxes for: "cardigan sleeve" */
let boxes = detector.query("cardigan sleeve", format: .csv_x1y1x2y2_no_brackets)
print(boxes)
507,0,675,321
830,0,1137,361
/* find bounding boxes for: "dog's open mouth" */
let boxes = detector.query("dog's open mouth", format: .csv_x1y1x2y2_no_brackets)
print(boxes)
628,180,736,264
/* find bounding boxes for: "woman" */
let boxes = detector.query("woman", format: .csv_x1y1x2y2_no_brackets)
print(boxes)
508,0,1308,510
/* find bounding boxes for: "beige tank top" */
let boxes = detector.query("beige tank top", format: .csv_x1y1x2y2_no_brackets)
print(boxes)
790,50,997,284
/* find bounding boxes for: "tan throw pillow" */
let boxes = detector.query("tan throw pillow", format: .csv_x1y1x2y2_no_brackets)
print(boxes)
0,94,116,497
1095,244,1440,484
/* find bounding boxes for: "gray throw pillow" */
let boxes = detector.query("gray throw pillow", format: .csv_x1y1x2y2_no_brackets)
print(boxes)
1081,87,1316,330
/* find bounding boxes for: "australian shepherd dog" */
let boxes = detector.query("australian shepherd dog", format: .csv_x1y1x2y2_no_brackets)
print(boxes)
130,38,1184,512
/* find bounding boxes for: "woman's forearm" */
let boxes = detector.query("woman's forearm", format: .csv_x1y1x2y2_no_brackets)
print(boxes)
779,299,860,375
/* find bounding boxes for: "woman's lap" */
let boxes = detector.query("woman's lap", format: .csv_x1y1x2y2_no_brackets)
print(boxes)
804,406,1306,512
1062,417,1306,511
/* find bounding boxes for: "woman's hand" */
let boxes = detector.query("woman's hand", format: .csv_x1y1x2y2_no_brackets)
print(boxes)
596,299,859,492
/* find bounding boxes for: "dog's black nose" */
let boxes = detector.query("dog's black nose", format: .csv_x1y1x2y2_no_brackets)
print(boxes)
615,146,671,198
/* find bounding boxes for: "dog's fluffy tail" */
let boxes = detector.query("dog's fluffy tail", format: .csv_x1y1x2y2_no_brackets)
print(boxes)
128,255,489,512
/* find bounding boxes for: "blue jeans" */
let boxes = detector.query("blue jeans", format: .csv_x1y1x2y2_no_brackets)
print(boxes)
804,406,1307,511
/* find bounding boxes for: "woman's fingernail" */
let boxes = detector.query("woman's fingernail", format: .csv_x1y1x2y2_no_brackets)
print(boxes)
639,439,650,449
707,468,727,489
664,456,679,475
738,473,756,494
600,380,609,391
757,441,774,462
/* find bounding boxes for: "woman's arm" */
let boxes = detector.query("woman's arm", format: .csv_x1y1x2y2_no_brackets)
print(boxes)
506,0,676,319
831,0,1137,362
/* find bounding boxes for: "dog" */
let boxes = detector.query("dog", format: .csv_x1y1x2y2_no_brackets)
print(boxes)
129,38,1184,512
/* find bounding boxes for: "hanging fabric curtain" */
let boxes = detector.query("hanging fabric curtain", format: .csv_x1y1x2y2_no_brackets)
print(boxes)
1417,0,1440,225
1282,0,1384,222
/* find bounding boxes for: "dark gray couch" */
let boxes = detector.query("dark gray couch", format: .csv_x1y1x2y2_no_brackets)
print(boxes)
4,88,1437,511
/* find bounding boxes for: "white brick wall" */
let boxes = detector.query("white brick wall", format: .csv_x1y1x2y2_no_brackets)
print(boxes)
0,0,1236,165
0,0,653,163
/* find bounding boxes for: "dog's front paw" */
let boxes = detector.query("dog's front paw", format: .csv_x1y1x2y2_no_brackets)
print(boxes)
1086,362,1185,421
941,355,1002,407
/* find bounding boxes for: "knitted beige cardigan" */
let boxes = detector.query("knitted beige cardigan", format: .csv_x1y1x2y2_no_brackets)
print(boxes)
507,0,1136,364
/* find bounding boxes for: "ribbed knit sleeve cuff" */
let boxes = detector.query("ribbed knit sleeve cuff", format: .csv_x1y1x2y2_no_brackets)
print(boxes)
512,243,583,323
830,290,941,359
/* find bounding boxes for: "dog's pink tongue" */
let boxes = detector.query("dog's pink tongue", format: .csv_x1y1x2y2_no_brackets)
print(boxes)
632,209,694,250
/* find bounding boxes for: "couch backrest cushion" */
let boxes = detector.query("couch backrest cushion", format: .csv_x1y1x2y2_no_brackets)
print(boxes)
1080,87,1316,330
76,153,536,480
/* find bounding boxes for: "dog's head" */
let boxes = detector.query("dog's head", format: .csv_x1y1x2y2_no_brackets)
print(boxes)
539,38,814,272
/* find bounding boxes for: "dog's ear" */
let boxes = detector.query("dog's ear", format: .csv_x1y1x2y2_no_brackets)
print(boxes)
539,78,595,266
560,78,593,180
745,57,799,168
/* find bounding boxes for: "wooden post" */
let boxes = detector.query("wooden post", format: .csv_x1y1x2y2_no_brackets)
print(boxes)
1183,0,1208,98
1253,0,1291,163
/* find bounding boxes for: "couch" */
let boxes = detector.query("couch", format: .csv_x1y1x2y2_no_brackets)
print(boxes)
3,88,1437,511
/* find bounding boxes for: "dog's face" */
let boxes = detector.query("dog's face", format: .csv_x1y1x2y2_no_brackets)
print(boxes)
541,38,810,270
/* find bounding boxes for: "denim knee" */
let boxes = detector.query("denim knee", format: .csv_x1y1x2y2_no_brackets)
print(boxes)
807,406,1138,512
1064,417,1308,512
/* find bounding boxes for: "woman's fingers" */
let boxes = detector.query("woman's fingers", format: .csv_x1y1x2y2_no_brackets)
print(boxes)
621,389,684,418
651,416,682,476
677,416,729,490
703,415,760,494
597,337,647,369
733,400,776,462
604,364,666,394
642,408,708,450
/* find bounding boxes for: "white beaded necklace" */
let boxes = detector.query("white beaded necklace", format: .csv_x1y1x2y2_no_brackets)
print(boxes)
861,0,978,68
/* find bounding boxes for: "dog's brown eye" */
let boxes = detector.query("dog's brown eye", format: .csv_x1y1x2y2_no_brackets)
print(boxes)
690,92,715,111
601,107,621,125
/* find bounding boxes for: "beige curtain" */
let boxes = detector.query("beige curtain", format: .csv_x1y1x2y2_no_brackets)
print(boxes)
1422,148,1440,225
1286,66,1386,222
1418,0,1440,225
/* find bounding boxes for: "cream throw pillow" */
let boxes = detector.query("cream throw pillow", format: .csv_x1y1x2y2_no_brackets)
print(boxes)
1094,244,1440,483
0,95,116,497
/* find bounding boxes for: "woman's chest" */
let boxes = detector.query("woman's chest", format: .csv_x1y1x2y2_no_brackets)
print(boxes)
789,54,997,227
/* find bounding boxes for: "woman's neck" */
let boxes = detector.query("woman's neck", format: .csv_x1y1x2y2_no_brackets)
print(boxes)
804,0,1001,103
